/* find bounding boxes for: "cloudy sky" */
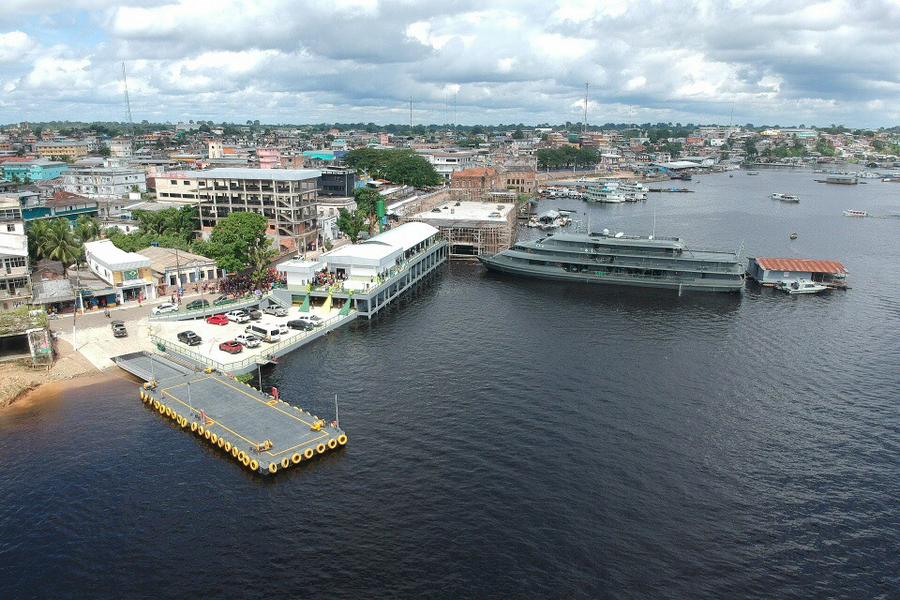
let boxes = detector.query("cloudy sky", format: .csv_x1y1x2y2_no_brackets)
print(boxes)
1,0,898,127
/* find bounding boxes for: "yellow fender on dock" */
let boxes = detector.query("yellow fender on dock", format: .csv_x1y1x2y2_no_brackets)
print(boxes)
224,441,232,453
281,457,291,469
250,459,259,471
291,453,301,465
210,433,218,445
338,434,348,446
231,447,238,458
190,422,198,433
327,439,337,450
198,425,205,437
204,430,211,441
268,463,278,474
315,443,326,455
304,448,314,460
242,455,250,467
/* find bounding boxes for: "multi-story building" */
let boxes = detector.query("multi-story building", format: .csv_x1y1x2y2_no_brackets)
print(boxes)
320,167,357,197
450,167,500,201
256,147,281,169
83,239,156,304
19,191,99,224
2,158,68,182
317,196,357,243
107,137,133,159
154,171,200,204
417,149,477,181
193,168,321,254
0,196,31,310
35,140,91,160
62,167,147,199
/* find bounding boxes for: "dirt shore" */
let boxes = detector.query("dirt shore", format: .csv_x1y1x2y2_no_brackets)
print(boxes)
0,339,101,409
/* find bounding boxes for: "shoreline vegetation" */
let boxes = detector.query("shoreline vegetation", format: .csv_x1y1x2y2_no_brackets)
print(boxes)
0,339,100,409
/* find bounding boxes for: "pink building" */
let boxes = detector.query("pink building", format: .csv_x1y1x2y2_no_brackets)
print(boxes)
256,147,281,169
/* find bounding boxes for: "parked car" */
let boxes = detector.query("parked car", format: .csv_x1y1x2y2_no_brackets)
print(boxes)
111,320,127,337
235,333,260,348
213,295,231,306
177,331,202,346
262,305,287,317
186,299,210,311
226,310,250,324
218,340,243,354
276,323,290,336
152,302,178,315
248,308,263,320
206,314,229,326
287,319,315,331
245,323,281,343
296,314,324,326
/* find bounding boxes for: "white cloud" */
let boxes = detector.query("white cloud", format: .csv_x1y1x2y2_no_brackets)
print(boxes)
0,0,898,126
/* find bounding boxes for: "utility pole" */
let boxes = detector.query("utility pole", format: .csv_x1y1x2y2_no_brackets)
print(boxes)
583,82,589,134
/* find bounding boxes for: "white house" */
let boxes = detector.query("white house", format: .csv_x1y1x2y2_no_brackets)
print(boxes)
83,240,155,303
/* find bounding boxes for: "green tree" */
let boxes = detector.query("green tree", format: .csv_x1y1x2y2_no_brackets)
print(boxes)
74,215,102,244
38,219,80,274
99,146,111,157
344,149,442,187
336,208,367,242
512,128,524,139
200,212,274,273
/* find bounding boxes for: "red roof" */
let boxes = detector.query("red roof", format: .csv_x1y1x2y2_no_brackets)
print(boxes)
756,257,847,274
453,167,496,178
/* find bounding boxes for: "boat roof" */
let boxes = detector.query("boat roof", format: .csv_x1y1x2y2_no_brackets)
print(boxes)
754,257,847,274
548,231,684,250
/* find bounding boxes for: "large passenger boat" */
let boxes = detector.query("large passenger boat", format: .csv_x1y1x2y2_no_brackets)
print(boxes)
479,230,745,292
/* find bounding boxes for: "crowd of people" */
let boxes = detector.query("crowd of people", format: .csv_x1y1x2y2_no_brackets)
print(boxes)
312,269,347,289
216,269,285,298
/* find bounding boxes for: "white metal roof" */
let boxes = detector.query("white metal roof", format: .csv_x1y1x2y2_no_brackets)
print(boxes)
364,222,438,252
0,232,27,257
190,168,322,181
84,240,150,270
327,241,400,261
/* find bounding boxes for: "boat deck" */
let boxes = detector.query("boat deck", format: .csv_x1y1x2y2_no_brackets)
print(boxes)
115,352,347,475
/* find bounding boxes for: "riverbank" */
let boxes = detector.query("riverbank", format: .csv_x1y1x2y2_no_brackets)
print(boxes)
0,339,99,409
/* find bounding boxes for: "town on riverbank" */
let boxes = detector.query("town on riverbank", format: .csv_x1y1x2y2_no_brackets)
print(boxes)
0,120,897,407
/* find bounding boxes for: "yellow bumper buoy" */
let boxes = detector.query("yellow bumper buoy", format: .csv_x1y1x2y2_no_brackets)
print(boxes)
153,400,159,410
337,434,348,446
224,441,232,453
231,447,238,458
315,443,326,455
198,425,205,437
217,437,225,449
190,422,198,433
204,429,211,441
304,448,314,460
327,439,337,450
242,455,250,467
268,463,278,474
210,433,218,444
250,459,259,471
291,453,301,465
281,457,291,469
158,405,165,415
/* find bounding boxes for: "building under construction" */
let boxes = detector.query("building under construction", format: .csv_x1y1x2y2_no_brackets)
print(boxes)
405,201,516,259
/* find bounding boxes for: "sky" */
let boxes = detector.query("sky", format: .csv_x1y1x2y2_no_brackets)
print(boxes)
1,0,899,128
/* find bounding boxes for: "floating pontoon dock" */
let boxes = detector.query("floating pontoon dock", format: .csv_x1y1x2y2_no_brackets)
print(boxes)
115,352,347,475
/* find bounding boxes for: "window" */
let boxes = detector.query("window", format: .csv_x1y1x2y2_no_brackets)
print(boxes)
6,224,14,232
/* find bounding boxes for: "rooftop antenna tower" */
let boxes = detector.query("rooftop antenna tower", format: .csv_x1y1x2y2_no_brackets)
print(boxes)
121,62,135,139
583,82,589,133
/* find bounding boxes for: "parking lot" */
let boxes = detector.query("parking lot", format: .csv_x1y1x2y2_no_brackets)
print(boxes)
152,304,340,368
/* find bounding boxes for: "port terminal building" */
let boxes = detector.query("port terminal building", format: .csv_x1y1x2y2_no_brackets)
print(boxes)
404,200,516,259
276,221,448,318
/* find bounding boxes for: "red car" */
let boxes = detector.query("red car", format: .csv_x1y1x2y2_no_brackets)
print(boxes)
207,314,229,326
218,340,243,354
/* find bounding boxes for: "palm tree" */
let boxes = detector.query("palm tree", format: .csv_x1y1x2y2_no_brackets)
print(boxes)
40,219,80,274
27,219,51,261
74,215,101,244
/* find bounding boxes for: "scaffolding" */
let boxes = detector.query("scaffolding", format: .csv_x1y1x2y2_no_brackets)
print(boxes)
405,205,517,259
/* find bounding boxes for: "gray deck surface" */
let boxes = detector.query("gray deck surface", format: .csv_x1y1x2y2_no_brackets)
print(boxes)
116,352,346,475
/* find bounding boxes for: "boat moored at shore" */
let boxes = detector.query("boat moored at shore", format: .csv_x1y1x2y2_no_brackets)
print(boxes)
479,230,745,293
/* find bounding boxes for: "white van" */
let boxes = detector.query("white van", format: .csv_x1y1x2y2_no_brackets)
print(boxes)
244,322,281,343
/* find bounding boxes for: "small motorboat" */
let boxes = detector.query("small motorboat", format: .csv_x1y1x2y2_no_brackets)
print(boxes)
789,232,798,240
842,209,868,217
776,279,828,295
771,193,799,202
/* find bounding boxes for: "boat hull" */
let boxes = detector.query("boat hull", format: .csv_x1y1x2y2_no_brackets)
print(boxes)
478,254,744,293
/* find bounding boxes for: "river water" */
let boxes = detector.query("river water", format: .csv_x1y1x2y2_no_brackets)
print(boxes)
1,170,898,599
